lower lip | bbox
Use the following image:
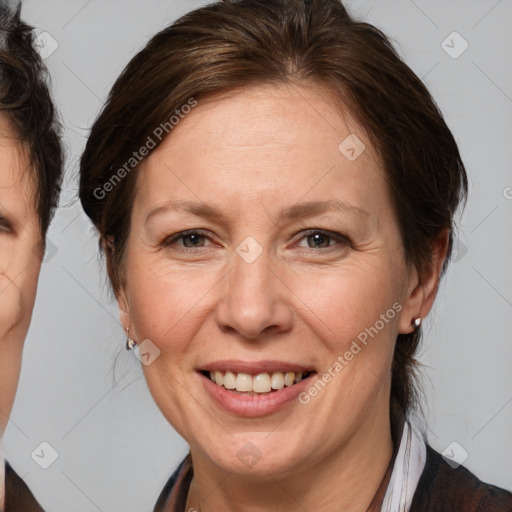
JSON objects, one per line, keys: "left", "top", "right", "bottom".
{"left": 199, "top": 372, "right": 315, "bottom": 417}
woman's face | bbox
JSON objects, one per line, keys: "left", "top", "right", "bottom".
{"left": 119, "top": 83, "right": 429, "bottom": 477}
{"left": 0, "top": 119, "right": 42, "bottom": 435}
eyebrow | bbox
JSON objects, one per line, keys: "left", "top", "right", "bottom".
{"left": 145, "top": 199, "right": 369, "bottom": 226}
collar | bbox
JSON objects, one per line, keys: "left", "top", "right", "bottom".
{"left": 378, "top": 401, "right": 427, "bottom": 512}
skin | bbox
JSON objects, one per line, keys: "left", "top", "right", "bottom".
{"left": 0, "top": 117, "right": 42, "bottom": 440}
{"left": 117, "top": 82, "right": 448, "bottom": 512}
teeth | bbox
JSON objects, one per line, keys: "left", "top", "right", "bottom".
{"left": 223, "top": 371, "right": 236, "bottom": 389}
{"left": 235, "top": 373, "right": 253, "bottom": 392}
{"left": 206, "top": 370, "right": 310, "bottom": 393}
{"left": 253, "top": 373, "right": 271, "bottom": 393}
{"left": 284, "top": 372, "right": 295, "bottom": 387}
{"left": 271, "top": 372, "right": 284, "bottom": 390}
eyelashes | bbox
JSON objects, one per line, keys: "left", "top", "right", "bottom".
{"left": 0, "top": 214, "right": 14, "bottom": 233}
{"left": 296, "top": 229, "right": 352, "bottom": 250}
{"left": 162, "top": 229, "right": 210, "bottom": 249}
{"left": 161, "top": 228, "right": 352, "bottom": 253}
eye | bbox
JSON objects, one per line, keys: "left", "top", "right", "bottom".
{"left": 161, "top": 229, "right": 213, "bottom": 250}
{"left": 0, "top": 214, "right": 13, "bottom": 233}
{"left": 295, "top": 229, "right": 351, "bottom": 250}
{"left": 160, "top": 228, "right": 352, "bottom": 253}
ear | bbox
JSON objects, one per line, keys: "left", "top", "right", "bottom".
{"left": 116, "top": 285, "right": 132, "bottom": 333}
{"left": 102, "top": 235, "right": 132, "bottom": 332}
{"left": 398, "top": 228, "right": 450, "bottom": 334}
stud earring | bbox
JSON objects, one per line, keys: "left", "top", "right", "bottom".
{"left": 126, "top": 326, "right": 137, "bottom": 350}
{"left": 412, "top": 317, "right": 422, "bottom": 330}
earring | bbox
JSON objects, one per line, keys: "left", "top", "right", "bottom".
{"left": 412, "top": 317, "right": 422, "bottom": 330}
{"left": 126, "top": 326, "right": 137, "bottom": 350}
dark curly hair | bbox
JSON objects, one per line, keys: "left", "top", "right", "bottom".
{"left": 79, "top": 0, "right": 468, "bottom": 413}
{"left": 0, "top": 1, "right": 63, "bottom": 238}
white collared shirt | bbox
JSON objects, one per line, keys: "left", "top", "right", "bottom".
{"left": 380, "top": 419, "right": 427, "bottom": 511}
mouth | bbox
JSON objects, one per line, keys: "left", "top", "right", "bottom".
{"left": 200, "top": 369, "right": 314, "bottom": 395}
{"left": 197, "top": 360, "right": 317, "bottom": 416}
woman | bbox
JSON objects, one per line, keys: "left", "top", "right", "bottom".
{"left": 0, "top": 2, "right": 62, "bottom": 511}
{"left": 79, "top": 0, "right": 512, "bottom": 510}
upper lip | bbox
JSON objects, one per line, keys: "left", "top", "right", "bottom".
{"left": 197, "top": 360, "right": 315, "bottom": 374}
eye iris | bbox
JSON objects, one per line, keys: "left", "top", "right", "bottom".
{"left": 183, "top": 233, "right": 204, "bottom": 247}
{"left": 308, "top": 232, "right": 329, "bottom": 248}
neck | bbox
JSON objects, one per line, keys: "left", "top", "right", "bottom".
{"left": 186, "top": 401, "right": 394, "bottom": 512}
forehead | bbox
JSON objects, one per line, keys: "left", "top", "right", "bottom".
{"left": 157, "top": 83, "right": 364, "bottom": 154}
{"left": 0, "top": 116, "right": 36, "bottom": 222}
{"left": 135, "top": 83, "right": 388, "bottom": 218}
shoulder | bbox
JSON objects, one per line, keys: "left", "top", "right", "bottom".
{"left": 411, "top": 445, "right": 512, "bottom": 512}
{"left": 4, "top": 461, "right": 45, "bottom": 512}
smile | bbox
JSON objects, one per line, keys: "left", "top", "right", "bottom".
{"left": 202, "top": 370, "right": 313, "bottom": 394}
{"left": 197, "top": 360, "right": 317, "bottom": 416}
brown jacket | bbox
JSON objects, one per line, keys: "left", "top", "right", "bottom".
{"left": 4, "top": 461, "right": 44, "bottom": 512}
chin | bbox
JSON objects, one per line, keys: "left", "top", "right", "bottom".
{"left": 197, "top": 432, "right": 311, "bottom": 478}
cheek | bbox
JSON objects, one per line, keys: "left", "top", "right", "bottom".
{"left": 0, "top": 249, "right": 40, "bottom": 338}
{"left": 126, "top": 257, "right": 220, "bottom": 354}
{"left": 290, "top": 259, "right": 403, "bottom": 365}
{"left": 0, "top": 273, "right": 24, "bottom": 338}
{"left": 125, "top": 261, "right": 219, "bottom": 434}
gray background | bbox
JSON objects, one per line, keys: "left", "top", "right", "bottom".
{"left": 3, "top": 1, "right": 512, "bottom": 511}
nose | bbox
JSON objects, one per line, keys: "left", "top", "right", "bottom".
{"left": 214, "top": 247, "right": 293, "bottom": 341}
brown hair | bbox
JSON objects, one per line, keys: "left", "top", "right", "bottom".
{"left": 79, "top": 0, "right": 468, "bottom": 412}
{"left": 0, "top": 2, "right": 63, "bottom": 237}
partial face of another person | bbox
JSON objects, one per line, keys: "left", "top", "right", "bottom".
{"left": 117, "top": 83, "right": 439, "bottom": 477}
{"left": 0, "top": 116, "right": 42, "bottom": 436}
